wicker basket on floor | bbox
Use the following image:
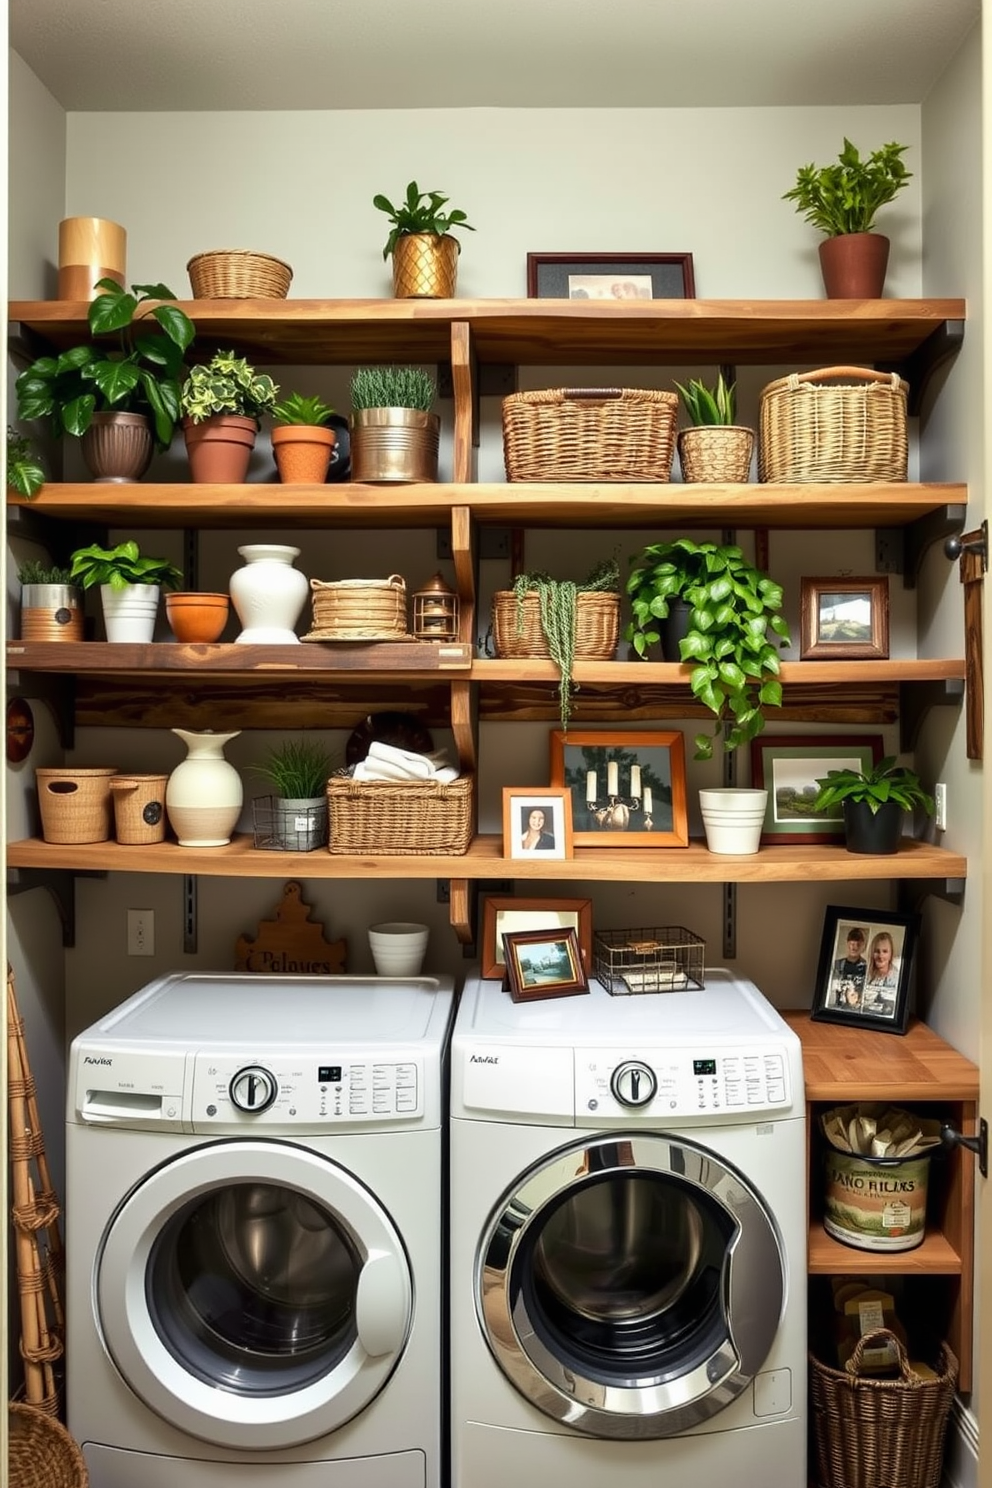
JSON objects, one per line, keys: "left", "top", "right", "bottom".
{"left": 809, "top": 1329, "right": 957, "bottom": 1488}
{"left": 326, "top": 773, "right": 473, "bottom": 855}
{"left": 9, "top": 1402, "right": 88, "bottom": 1488}
{"left": 186, "top": 250, "right": 293, "bottom": 299}
{"left": 502, "top": 387, "right": 678, "bottom": 481}
{"left": 758, "top": 365, "right": 908, "bottom": 483}
{"left": 491, "top": 591, "right": 620, "bottom": 660}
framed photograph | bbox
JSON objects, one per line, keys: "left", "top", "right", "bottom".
{"left": 480, "top": 895, "right": 593, "bottom": 980}
{"left": 501, "top": 926, "right": 589, "bottom": 1003}
{"left": 549, "top": 730, "right": 689, "bottom": 848}
{"left": 527, "top": 252, "right": 695, "bottom": 301}
{"left": 502, "top": 787, "right": 573, "bottom": 861}
{"left": 800, "top": 576, "right": 890, "bottom": 660}
{"left": 750, "top": 734, "right": 885, "bottom": 844}
{"left": 811, "top": 905, "right": 919, "bottom": 1034}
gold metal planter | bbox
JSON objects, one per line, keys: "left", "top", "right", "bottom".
{"left": 391, "top": 233, "right": 459, "bottom": 298}
{"left": 350, "top": 408, "right": 440, "bottom": 482}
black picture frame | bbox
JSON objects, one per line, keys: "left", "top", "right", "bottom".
{"left": 810, "top": 904, "right": 919, "bottom": 1035}
{"left": 526, "top": 252, "right": 695, "bottom": 300}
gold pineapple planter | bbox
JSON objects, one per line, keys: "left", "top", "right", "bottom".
{"left": 391, "top": 233, "right": 459, "bottom": 299}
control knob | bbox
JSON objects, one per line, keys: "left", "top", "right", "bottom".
{"left": 230, "top": 1064, "right": 278, "bottom": 1113}
{"left": 610, "top": 1059, "right": 657, "bottom": 1108}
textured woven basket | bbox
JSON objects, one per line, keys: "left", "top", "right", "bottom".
{"left": 186, "top": 250, "right": 293, "bottom": 299}
{"left": 492, "top": 591, "right": 620, "bottom": 659}
{"left": 759, "top": 366, "right": 908, "bottom": 483}
{"left": 326, "top": 773, "right": 473, "bottom": 855}
{"left": 809, "top": 1330, "right": 957, "bottom": 1488}
{"left": 35, "top": 767, "right": 117, "bottom": 844}
{"left": 502, "top": 387, "right": 678, "bottom": 481}
{"left": 8, "top": 1402, "right": 89, "bottom": 1488}
{"left": 302, "top": 576, "right": 409, "bottom": 641}
{"left": 677, "top": 425, "right": 755, "bottom": 483}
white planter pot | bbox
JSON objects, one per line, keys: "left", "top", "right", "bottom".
{"left": 100, "top": 583, "right": 161, "bottom": 643}
{"left": 230, "top": 543, "right": 308, "bottom": 644}
{"left": 699, "top": 788, "right": 768, "bottom": 856}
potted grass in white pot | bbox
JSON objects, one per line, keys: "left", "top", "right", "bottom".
{"left": 250, "top": 737, "right": 335, "bottom": 852}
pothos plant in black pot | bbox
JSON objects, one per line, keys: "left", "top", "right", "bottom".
{"left": 812, "top": 756, "right": 934, "bottom": 855}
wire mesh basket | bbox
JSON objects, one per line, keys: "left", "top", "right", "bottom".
{"left": 593, "top": 926, "right": 705, "bottom": 995}
{"left": 251, "top": 796, "right": 328, "bottom": 853}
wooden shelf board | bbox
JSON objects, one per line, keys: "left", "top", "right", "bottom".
{"left": 5, "top": 834, "right": 966, "bottom": 883}
{"left": 781, "top": 1011, "right": 979, "bottom": 1101}
{"left": 6, "top": 640, "right": 472, "bottom": 675}
{"left": 807, "top": 1225, "right": 962, "bottom": 1275}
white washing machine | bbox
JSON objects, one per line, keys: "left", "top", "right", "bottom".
{"left": 449, "top": 969, "right": 806, "bottom": 1488}
{"left": 66, "top": 972, "right": 455, "bottom": 1488}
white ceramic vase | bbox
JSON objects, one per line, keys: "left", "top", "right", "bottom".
{"left": 166, "top": 729, "right": 243, "bottom": 847}
{"left": 229, "top": 543, "right": 307, "bottom": 644}
{"left": 100, "top": 583, "right": 160, "bottom": 642}
{"left": 699, "top": 787, "right": 768, "bottom": 856}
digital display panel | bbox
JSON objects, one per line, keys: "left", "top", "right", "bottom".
{"left": 318, "top": 1066, "right": 343, "bottom": 1082}
{"left": 693, "top": 1058, "right": 717, "bottom": 1076}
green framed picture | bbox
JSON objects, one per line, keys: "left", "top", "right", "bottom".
{"left": 750, "top": 734, "right": 884, "bottom": 844}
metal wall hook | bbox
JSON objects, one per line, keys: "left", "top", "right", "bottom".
{"left": 940, "top": 1118, "right": 987, "bottom": 1177}
{"left": 944, "top": 519, "right": 988, "bottom": 569}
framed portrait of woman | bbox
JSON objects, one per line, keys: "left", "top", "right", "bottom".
{"left": 501, "top": 787, "right": 573, "bottom": 861}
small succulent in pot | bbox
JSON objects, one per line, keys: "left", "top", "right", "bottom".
{"left": 271, "top": 391, "right": 336, "bottom": 427}
{"left": 181, "top": 351, "right": 280, "bottom": 426}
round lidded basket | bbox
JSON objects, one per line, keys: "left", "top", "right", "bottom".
{"left": 35, "top": 767, "right": 118, "bottom": 844}
{"left": 186, "top": 250, "right": 293, "bottom": 299}
{"left": 110, "top": 773, "right": 169, "bottom": 845}
{"left": 9, "top": 1401, "right": 89, "bottom": 1488}
{"left": 491, "top": 591, "right": 620, "bottom": 660}
{"left": 303, "top": 575, "right": 410, "bottom": 641}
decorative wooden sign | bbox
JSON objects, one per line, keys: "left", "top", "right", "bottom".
{"left": 234, "top": 880, "right": 347, "bottom": 975}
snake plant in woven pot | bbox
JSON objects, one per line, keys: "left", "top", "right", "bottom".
{"left": 674, "top": 373, "right": 754, "bottom": 484}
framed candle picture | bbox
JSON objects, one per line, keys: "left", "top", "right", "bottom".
{"left": 549, "top": 730, "right": 689, "bottom": 848}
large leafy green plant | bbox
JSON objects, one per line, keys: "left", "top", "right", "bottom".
{"left": 15, "top": 280, "right": 195, "bottom": 450}
{"left": 812, "top": 756, "right": 934, "bottom": 817}
{"left": 625, "top": 537, "right": 790, "bottom": 760}
{"left": 373, "top": 181, "right": 475, "bottom": 259}
{"left": 181, "top": 351, "right": 279, "bottom": 425}
{"left": 69, "top": 540, "right": 182, "bottom": 592}
{"left": 783, "top": 138, "right": 912, "bottom": 237}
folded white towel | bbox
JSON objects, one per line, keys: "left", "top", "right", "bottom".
{"left": 367, "top": 740, "right": 433, "bottom": 778}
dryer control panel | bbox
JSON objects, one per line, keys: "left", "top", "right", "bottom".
{"left": 189, "top": 1053, "right": 423, "bottom": 1128}
{"left": 576, "top": 1044, "right": 792, "bottom": 1122}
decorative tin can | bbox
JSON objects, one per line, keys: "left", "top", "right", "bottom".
{"left": 823, "top": 1145, "right": 930, "bottom": 1252}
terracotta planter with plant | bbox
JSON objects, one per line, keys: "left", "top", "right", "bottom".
{"left": 674, "top": 372, "right": 754, "bottom": 483}
{"left": 181, "top": 350, "right": 279, "bottom": 483}
{"left": 373, "top": 180, "right": 475, "bottom": 298}
{"left": 350, "top": 366, "right": 440, "bottom": 482}
{"left": 782, "top": 137, "right": 912, "bottom": 299}
{"left": 812, "top": 756, "right": 934, "bottom": 855}
{"left": 271, "top": 392, "right": 337, "bottom": 484}
{"left": 69, "top": 540, "right": 182, "bottom": 643}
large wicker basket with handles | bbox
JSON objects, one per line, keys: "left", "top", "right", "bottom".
{"left": 8, "top": 1402, "right": 89, "bottom": 1488}
{"left": 758, "top": 366, "right": 909, "bottom": 483}
{"left": 502, "top": 387, "right": 678, "bottom": 481}
{"left": 491, "top": 590, "right": 620, "bottom": 660}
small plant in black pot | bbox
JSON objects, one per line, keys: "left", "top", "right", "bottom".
{"left": 812, "top": 756, "right": 934, "bottom": 855}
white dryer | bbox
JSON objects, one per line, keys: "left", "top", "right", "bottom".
{"left": 449, "top": 969, "right": 806, "bottom": 1488}
{"left": 66, "top": 972, "right": 454, "bottom": 1488}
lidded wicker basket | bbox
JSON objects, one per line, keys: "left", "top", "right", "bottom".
{"left": 758, "top": 366, "right": 908, "bottom": 483}
{"left": 186, "top": 250, "right": 293, "bottom": 299}
{"left": 302, "top": 576, "right": 409, "bottom": 641}
{"left": 9, "top": 1402, "right": 89, "bottom": 1488}
{"left": 326, "top": 773, "right": 473, "bottom": 855}
{"left": 35, "top": 767, "right": 118, "bottom": 844}
{"left": 502, "top": 387, "right": 678, "bottom": 481}
{"left": 491, "top": 591, "right": 620, "bottom": 660}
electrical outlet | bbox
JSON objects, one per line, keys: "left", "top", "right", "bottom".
{"left": 934, "top": 782, "right": 947, "bottom": 831}
{"left": 127, "top": 908, "right": 155, "bottom": 956}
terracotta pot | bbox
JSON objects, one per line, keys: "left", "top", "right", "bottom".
{"left": 165, "top": 591, "right": 230, "bottom": 643}
{"left": 391, "top": 233, "right": 459, "bottom": 298}
{"left": 272, "top": 424, "right": 337, "bottom": 484}
{"left": 81, "top": 411, "right": 154, "bottom": 482}
{"left": 818, "top": 233, "right": 890, "bottom": 299}
{"left": 183, "top": 414, "right": 257, "bottom": 483}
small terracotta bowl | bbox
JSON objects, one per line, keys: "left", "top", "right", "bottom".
{"left": 165, "top": 591, "right": 230, "bottom": 644}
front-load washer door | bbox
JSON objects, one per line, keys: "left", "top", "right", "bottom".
{"left": 479, "top": 1132, "right": 785, "bottom": 1440}
{"left": 96, "top": 1139, "right": 413, "bottom": 1450}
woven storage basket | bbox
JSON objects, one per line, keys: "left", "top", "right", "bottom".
{"left": 35, "top": 767, "right": 117, "bottom": 844}
{"left": 502, "top": 387, "right": 678, "bottom": 481}
{"left": 809, "top": 1329, "right": 957, "bottom": 1488}
{"left": 758, "top": 366, "right": 908, "bottom": 483}
{"left": 326, "top": 773, "right": 473, "bottom": 855}
{"left": 303, "top": 576, "right": 409, "bottom": 641}
{"left": 186, "top": 250, "right": 293, "bottom": 299}
{"left": 9, "top": 1402, "right": 89, "bottom": 1488}
{"left": 492, "top": 591, "right": 620, "bottom": 660}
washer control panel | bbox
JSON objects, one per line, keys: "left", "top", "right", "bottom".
{"left": 577, "top": 1044, "right": 792, "bottom": 1120}
{"left": 190, "top": 1053, "right": 422, "bottom": 1126}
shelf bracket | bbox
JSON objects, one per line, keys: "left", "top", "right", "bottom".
{"left": 941, "top": 1117, "right": 987, "bottom": 1179}
{"left": 877, "top": 318, "right": 965, "bottom": 415}
{"left": 899, "top": 503, "right": 968, "bottom": 589}
{"left": 897, "top": 876, "right": 966, "bottom": 913}
{"left": 183, "top": 874, "right": 198, "bottom": 954}
{"left": 898, "top": 677, "right": 964, "bottom": 751}
{"left": 6, "top": 867, "right": 105, "bottom": 947}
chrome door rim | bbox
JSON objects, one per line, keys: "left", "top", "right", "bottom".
{"left": 478, "top": 1132, "right": 784, "bottom": 1439}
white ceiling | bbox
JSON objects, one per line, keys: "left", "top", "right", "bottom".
{"left": 8, "top": 0, "right": 980, "bottom": 112}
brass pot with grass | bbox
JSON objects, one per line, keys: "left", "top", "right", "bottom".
{"left": 349, "top": 366, "right": 440, "bottom": 483}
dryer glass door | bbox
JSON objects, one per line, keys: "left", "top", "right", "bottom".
{"left": 96, "top": 1140, "right": 413, "bottom": 1450}
{"left": 479, "top": 1132, "right": 784, "bottom": 1439}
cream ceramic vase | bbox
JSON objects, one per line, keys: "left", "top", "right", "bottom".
{"left": 166, "top": 729, "right": 243, "bottom": 847}
{"left": 229, "top": 543, "right": 307, "bottom": 644}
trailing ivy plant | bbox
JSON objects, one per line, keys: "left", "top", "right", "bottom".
{"left": 782, "top": 138, "right": 912, "bottom": 237}
{"left": 812, "top": 757, "right": 934, "bottom": 818}
{"left": 373, "top": 181, "right": 475, "bottom": 260}
{"left": 350, "top": 366, "right": 437, "bottom": 412}
{"left": 625, "top": 537, "right": 790, "bottom": 760}
{"left": 511, "top": 556, "right": 620, "bottom": 730}
{"left": 673, "top": 372, "right": 738, "bottom": 426}
{"left": 6, "top": 426, "right": 45, "bottom": 498}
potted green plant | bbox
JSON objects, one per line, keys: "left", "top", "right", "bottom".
{"left": 249, "top": 737, "right": 335, "bottom": 852}
{"left": 782, "top": 138, "right": 912, "bottom": 298}
{"left": 492, "top": 557, "right": 621, "bottom": 729}
{"left": 7, "top": 427, "right": 46, "bottom": 499}
{"left": 69, "top": 539, "right": 182, "bottom": 643}
{"left": 17, "top": 558, "right": 84, "bottom": 642}
{"left": 812, "top": 755, "right": 934, "bottom": 855}
{"left": 181, "top": 350, "right": 280, "bottom": 483}
{"left": 350, "top": 366, "right": 440, "bottom": 483}
{"left": 625, "top": 537, "right": 790, "bottom": 761}
{"left": 270, "top": 391, "right": 337, "bottom": 485}
{"left": 14, "top": 279, "right": 195, "bottom": 480}
{"left": 373, "top": 180, "right": 475, "bottom": 298}
{"left": 673, "top": 372, "right": 754, "bottom": 483}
